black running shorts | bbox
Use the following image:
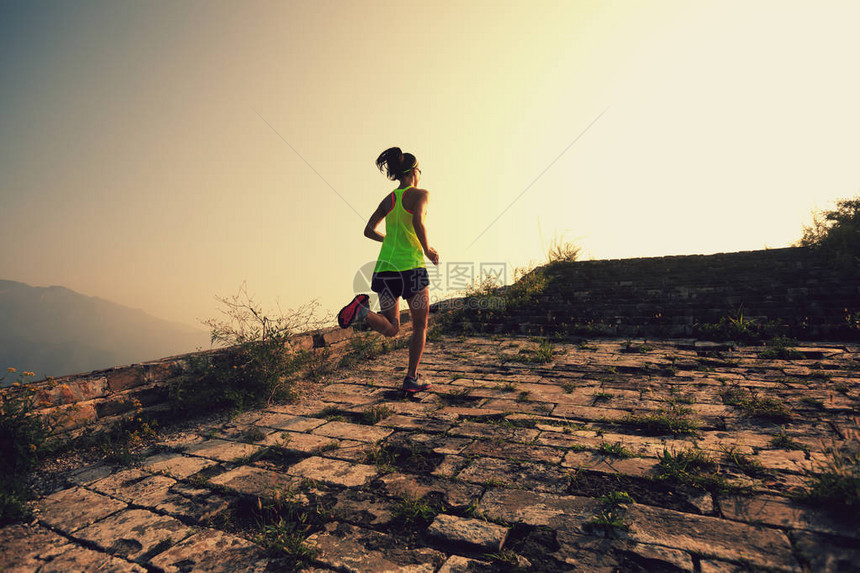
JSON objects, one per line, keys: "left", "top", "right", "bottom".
{"left": 371, "top": 268, "right": 429, "bottom": 300}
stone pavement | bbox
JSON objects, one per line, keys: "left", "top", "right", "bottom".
{"left": 2, "top": 335, "right": 859, "bottom": 572}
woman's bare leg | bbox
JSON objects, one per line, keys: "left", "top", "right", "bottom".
{"left": 405, "top": 288, "right": 429, "bottom": 378}
{"left": 364, "top": 293, "right": 400, "bottom": 337}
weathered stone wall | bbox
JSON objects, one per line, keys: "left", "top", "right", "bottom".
{"left": 20, "top": 324, "right": 411, "bottom": 438}
{"left": 447, "top": 247, "right": 860, "bottom": 339}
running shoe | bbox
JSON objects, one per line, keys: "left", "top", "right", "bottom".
{"left": 337, "top": 294, "right": 369, "bottom": 328}
{"left": 402, "top": 374, "right": 432, "bottom": 393}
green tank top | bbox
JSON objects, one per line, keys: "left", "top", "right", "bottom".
{"left": 374, "top": 187, "right": 426, "bottom": 273}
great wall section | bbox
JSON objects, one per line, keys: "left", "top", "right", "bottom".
{"left": 2, "top": 246, "right": 858, "bottom": 572}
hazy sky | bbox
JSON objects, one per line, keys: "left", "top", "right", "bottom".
{"left": 2, "top": 0, "right": 858, "bottom": 330}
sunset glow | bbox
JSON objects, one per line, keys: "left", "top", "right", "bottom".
{"left": 2, "top": 1, "right": 858, "bottom": 328}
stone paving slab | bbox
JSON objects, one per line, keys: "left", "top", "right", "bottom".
{"left": 37, "top": 486, "right": 127, "bottom": 533}
{"left": 626, "top": 503, "right": 801, "bottom": 571}
{"left": 208, "top": 464, "right": 301, "bottom": 498}
{"left": 32, "top": 543, "right": 148, "bottom": 572}
{"left": 89, "top": 467, "right": 178, "bottom": 506}
{"left": 253, "top": 412, "right": 328, "bottom": 432}
{"left": 153, "top": 483, "right": 233, "bottom": 525}
{"left": 75, "top": 508, "right": 195, "bottom": 562}
{"left": 182, "top": 438, "right": 265, "bottom": 462}
{"left": 287, "top": 456, "right": 378, "bottom": 487}
{"left": 426, "top": 514, "right": 508, "bottom": 552}
{"left": 307, "top": 522, "right": 446, "bottom": 572}
{"left": 311, "top": 420, "right": 393, "bottom": 442}
{"left": 141, "top": 452, "right": 219, "bottom": 479}
{"left": 0, "top": 523, "right": 78, "bottom": 571}
{"left": 148, "top": 528, "right": 270, "bottom": 572}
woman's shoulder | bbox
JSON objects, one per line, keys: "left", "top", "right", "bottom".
{"left": 405, "top": 186, "right": 429, "bottom": 197}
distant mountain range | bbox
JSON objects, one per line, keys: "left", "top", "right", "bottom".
{"left": 0, "top": 280, "right": 210, "bottom": 382}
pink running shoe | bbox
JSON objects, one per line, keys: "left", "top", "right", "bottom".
{"left": 337, "top": 294, "right": 369, "bottom": 328}
{"left": 402, "top": 374, "right": 431, "bottom": 393}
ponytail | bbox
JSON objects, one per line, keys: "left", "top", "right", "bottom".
{"left": 376, "top": 147, "right": 417, "bottom": 181}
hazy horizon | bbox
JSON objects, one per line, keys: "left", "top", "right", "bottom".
{"left": 2, "top": 1, "right": 858, "bottom": 330}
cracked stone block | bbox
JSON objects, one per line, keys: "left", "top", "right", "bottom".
{"left": 90, "top": 468, "right": 177, "bottom": 506}
{"left": 477, "top": 488, "right": 600, "bottom": 529}
{"left": 149, "top": 529, "right": 270, "bottom": 572}
{"left": 791, "top": 530, "right": 860, "bottom": 573}
{"left": 457, "top": 457, "right": 572, "bottom": 494}
{"left": 36, "top": 543, "right": 148, "bottom": 572}
{"left": 307, "top": 522, "right": 445, "bottom": 572}
{"left": 461, "top": 440, "right": 564, "bottom": 464}
{"left": 626, "top": 504, "right": 800, "bottom": 572}
{"left": 561, "top": 451, "right": 659, "bottom": 478}
{"left": 699, "top": 560, "right": 752, "bottom": 573}
{"left": 208, "top": 465, "right": 301, "bottom": 498}
{"left": 551, "top": 403, "right": 634, "bottom": 422}
{"left": 287, "top": 456, "right": 378, "bottom": 487}
{"left": 435, "top": 406, "right": 505, "bottom": 420}
{"left": 38, "top": 486, "right": 127, "bottom": 533}
{"left": 67, "top": 463, "right": 114, "bottom": 486}
{"left": 0, "top": 524, "right": 71, "bottom": 571}
{"left": 721, "top": 494, "right": 855, "bottom": 538}
{"left": 426, "top": 514, "right": 508, "bottom": 552}
{"left": 378, "top": 414, "right": 453, "bottom": 433}
{"left": 75, "top": 508, "right": 195, "bottom": 562}
{"left": 254, "top": 412, "right": 327, "bottom": 432}
{"left": 448, "top": 421, "right": 539, "bottom": 442}
{"left": 618, "top": 541, "right": 694, "bottom": 572}
{"left": 329, "top": 490, "right": 397, "bottom": 527}
{"left": 432, "top": 454, "right": 468, "bottom": 478}
{"left": 183, "top": 438, "right": 264, "bottom": 462}
{"left": 142, "top": 452, "right": 218, "bottom": 479}
{"left": 378, "top": 473, "right": 482, "bottom": 509}
{"left": 315, "top": 439, "right": 370, "bottom": 462}
{"left": 154, "top": 486, "right": 232, "bottom": 525}
{"left": 263, "top": 431, "right": 338, "bottom": 453}
{"left": 437, "top": 555, "right": 495, "bottom": 573}
{"left": 312, "top": 420, "right": 393, "bottom": 442}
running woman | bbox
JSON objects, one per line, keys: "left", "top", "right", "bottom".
{"left": 337, "top": 147, "right": 440, "bottom": 393}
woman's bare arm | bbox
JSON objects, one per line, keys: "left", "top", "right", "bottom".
{"left": 411, "top": 190, "right": 439, "bottom": 265}
{"left": 364, "top": 196, "right": 391, "bottom": 242}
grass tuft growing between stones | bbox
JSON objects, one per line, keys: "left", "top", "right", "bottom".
{"left": 597, "top": 441, "right": 634, "bottom": 458}
{"left": 392, "top": 494, "right": 439, "bottom": 527}
{"left": 656, "top": 448, "right": 727, "bottom": 491}
{"left": 794, "top": 435, "right": 860, "bottom": 517}
{"left": 621, "top": 405, "right": 700, "bottom": 436}
{"left": 509, "top": 339, "right": 555, "bottom": 364}
{"left": 758, "top": 336, "right": 804, "bottom": 360}
{"left": 249, "top": 487, "right": 320, "bottom": 569}
{"left": 585, "top": 490, "right": 635, "bottom": 536}
{"left": 719, "top": 386, "right": 792, "bottom": 422}
{"left": 770, "top": 431, "right": 810, "bottom": 454}
{"left": 362, "top": 405, "right": 394, "bottom": 425}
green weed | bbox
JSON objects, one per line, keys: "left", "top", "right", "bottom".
{"left": 597, "top": 442, "right": 634, "bottom": 458}
{"left": 393, "top": 494, "right": 438, "bottom": 526}
{"left": 720, "top": 386, "right": 792, "bottom": 422}
{"left": 794, "top": 435, "right": 860, "bottom": 517}
{"left": 656, "top": 448, "right": 725, "bottom": 490}
{"left": 770, "top": 431, "right": 810, "bottom": 454}
{"left": 758, "top": 336, "right": 804, "bottom": 360}
{"left": 362, "top": 405, "right": 394, "bottom": 425}
{"left": 0, "top": 371, "right": 54, "bottom": 523}
{"left": 586, "top": 491, "right": 634, "bottom": 535}
{"left": 621, "top": 405, "right": 699, "bottom": 436}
